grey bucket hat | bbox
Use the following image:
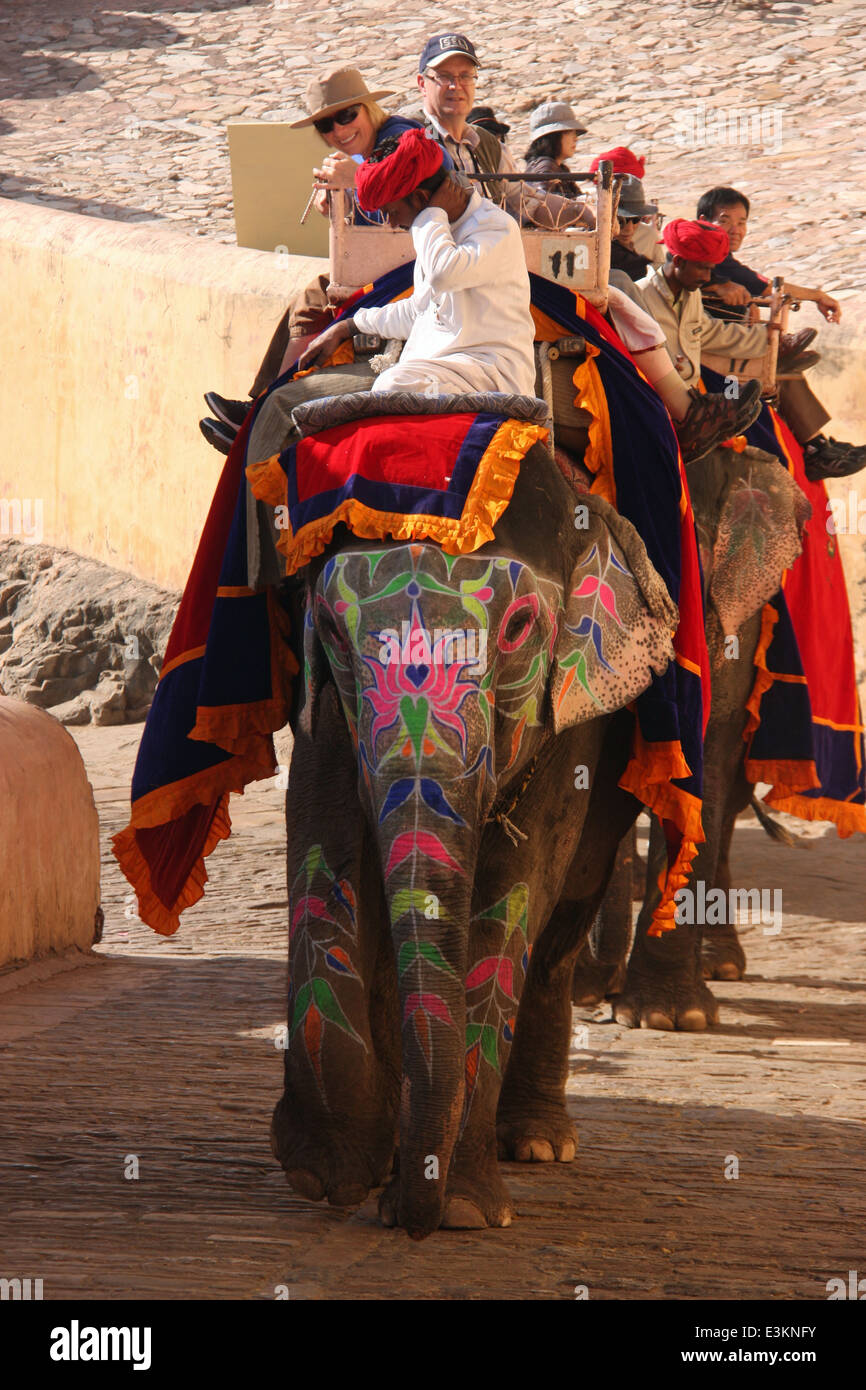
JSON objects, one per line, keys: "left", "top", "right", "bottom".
{"left": 616, "top": 174, "right": 658, "bottom": 218}
{"left": 529, "top": 101, "right": 587, "bottom": 139}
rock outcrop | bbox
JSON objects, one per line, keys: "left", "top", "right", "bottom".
{"left": 0, "top": 539, "right": 178, "bottom": 724}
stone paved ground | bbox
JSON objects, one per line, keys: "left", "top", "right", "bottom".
{"left": 2, "top": 0, "right": 865, "bottom": 1303}
{"left": 0, "top": 724, "right": 863, "bottom": 1300}
{"left": 1, "top": 0, "right": 865, "bottom": 339}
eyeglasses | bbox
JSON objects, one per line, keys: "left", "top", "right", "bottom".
{"left": 314, "top": 105, "right": 361, "bottom": 135}
{"left": 423, "top": 69, "right": 476, "bottom": 89}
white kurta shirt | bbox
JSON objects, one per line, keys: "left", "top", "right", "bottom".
{"left": 352, "top": 189, "right": 537, "bottom": 398}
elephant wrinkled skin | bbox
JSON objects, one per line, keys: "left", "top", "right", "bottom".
{"left": 572, "top": 443, "right": 811, "bottom": 1030}
{"left": 272, "top": 438, "right": 678, "bottom": 1236}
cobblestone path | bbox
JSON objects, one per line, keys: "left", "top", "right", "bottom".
{"left": 1, "top": 725, "right": 863, "bottom": 1299}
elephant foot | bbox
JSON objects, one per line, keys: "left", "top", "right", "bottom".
{"left": 377, "top": 1150, "right": 514, "bottom": 1235}
{"left": 701, "top": 925, "right": 747, "bottom": 981}
{"left": 271, "top": 1095, "right": 393, "bottom": 1208}
{"left": 613, "top": 968, "right": 719, "bottom": 1031}
{"left": 571, "top": 955, "right": 627, "bottom": 1005}
{"left": 497, "top": 1099, "right": 577, "bottom": 1163}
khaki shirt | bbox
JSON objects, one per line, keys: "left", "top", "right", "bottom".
{"left": 423, "top": 110, "right": 514, "bottom": 176}
{"left": 616, "top": 265, "right": 769, "bottom": 384}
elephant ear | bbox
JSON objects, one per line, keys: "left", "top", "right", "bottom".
{"left": 551, "top": 494, "right": 678, "bottom": 732}
{"left": 709, "top": 446, "right": 810, "bottom": 636}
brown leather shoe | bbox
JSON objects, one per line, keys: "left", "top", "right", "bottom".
{"left": 776, "top": 349, "right": 821, "bottom": 375}
{"left": 778, "top": 327, "right": 818, "bottom": 372}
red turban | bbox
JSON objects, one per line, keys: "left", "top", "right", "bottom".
{"left": 590, "top": 146, "right": 645, "bottom": 178}
{"left": 662, "top": 218, "right": 730, "bottom": 265}
{"left": 356, "top": 128, "right": 446, "bottom": 213}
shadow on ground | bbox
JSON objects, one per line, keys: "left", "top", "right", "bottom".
{"left": 0, "top": 949, "right": 863, "bottom": 1299}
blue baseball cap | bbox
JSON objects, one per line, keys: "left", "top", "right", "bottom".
{"left": 418, "top": 34, "right": 480, "bottom": 74}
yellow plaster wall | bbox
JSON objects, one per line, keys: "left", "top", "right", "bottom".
{"left": 0, "top": 198, "right": 327, "bottom": 592}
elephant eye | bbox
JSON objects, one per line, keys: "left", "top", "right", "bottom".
{"left": 504, "top": 612, "right": 530, "bottom": 645}
{"left": 498, "top": 595, "right": 541, "bottom": 654}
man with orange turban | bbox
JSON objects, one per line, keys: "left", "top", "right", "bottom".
{"left": 298, "top": 128, "right": 536, "bottom": 397}
{"left": 613, "top": 217, "right": 811, "bottom": 389}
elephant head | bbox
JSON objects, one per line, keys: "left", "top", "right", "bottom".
{"left": 294, "top": 446, "right": 676, "bottom": 1233}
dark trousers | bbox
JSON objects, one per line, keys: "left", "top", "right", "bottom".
{"left": 249, "top": 273, "right": 333, "bottom": 397}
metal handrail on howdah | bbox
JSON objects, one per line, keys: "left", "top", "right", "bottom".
{"left": 466, "top": 171, "right": 624, "bottom": 182}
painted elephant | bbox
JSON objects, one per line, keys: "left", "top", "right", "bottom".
{"left": 270, "top": 428, "right": 679, "bottom": 1236}
{"left": 572, "top": 441, "right": 811, "bottom": 1029}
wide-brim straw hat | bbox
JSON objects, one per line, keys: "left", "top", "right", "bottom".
{"left": 290, "top": 66, "right": 394, "bottom": 128}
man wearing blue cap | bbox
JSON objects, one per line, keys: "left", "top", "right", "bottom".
{"left": 417, "top": 33, "right": 579, "bottom": 232}
{"left": 417, "top": 34, "right": 512, "bottom": 179}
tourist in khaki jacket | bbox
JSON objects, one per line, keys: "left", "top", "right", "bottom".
{"left": 613, "top": 218, "right": 772, "bottom": 387}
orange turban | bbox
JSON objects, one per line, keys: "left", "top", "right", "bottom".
{"left": 662, "top": 218, "right": 730, "bottom": 264}
{"left": 356, "top": 128, "right": 446, "bottom": 213}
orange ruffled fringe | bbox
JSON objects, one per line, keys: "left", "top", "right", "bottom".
{"left": 558, "top": 329, "right": 703, "bottom": 936}
{"left": 619, "top": 728, "right": 705, "bottom": 938}
{"left": 246, "top": 416, "right": 548, "bottom": 574}
{"left": 111, "top": 588, "right": 298, "bottom": 936}
{"left": 743, "top": 600, "right": 866, "bottom": 838}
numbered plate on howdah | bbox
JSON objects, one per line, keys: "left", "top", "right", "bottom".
{"left": 538, "top": 236, "right": 594, "bottom": 288}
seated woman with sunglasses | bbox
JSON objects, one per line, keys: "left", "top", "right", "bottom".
{"left": 200, "top": 67, "right": 421, "bottom": 453}
{"left": 296, "top": 67, "right": 422, "bottom": 227}
{"left": 609, "top": 175, "right": 659, "bottom": 282}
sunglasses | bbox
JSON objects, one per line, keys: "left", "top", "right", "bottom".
{"left": 314, "top": 105, "right": 362, "bottom": 135}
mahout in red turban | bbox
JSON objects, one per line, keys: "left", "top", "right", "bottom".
{"left": 662, "top": 218, "right": 730, "bottom": 265}
{"left": 356, "top": 128, "right": 446, "bottom": 213}
{"left": 590, "top": 146, "right": 645, "bottom": 178}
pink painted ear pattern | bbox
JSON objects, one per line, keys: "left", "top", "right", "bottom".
{"left": 551, "top": 532, "right": 675, "bottom": 733}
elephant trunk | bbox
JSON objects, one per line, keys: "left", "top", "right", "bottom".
{"left": 369, "top": 779, "right": 481, "bottom": 1238}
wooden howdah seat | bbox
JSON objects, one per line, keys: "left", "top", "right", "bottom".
{"left": 328, "top": 161, "right": 617, "bottom": 311}
{"left": 328, "top": 162, "right": 618, "bottom": 452}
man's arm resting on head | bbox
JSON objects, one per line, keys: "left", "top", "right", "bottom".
{"left": 412, "top": 206, "right": 515, "bottom": 293}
